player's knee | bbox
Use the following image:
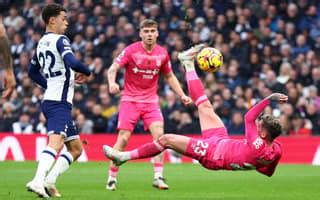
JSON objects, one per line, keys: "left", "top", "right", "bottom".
{"left": 199, "top": 101, "right": 212, "bottom": 109}
{"left": 152, "top": 131, "right": 164, "bottom": 140}
{"left": 158, "top": 134, "right": 175, "bottom": 147}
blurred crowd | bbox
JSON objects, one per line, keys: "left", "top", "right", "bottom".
{"left": 0, "top": 0, "right": 319, "bottom": 136}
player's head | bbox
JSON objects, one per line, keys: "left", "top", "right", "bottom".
{"left": 42, "top": 4, "right": 68, "bottom": 34}
{"left": 139, "top": 19, "right": 158, "bottom": 46}
{"left": 258, "top": 115, "right": 282, "bottom": 141}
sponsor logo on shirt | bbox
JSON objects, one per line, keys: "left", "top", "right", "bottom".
{"left": 40, "top": 41, "right": 50, "bottom": 47}
{"left": 132, "top": 67, "right": 159, "bottom": 79}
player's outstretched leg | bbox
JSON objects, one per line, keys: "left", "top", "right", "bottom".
{"left": 103, "top": 145, "right": 128, "bottom": 166}
{"left": 103, "top": 134, "right": 192, "bottom": 187}
{"left": 103, "top": 138, "right": 166, "bottom": 163}
{"left": 178, "top": 44, "right": 205, "bottom": 63}
{"left": 26, "top": 146, "right": 57, "bottom": 198}
{"left": 178, "top": 44, "right": 224, "bottom": 133}
{"left": 104, "top": 139, "right": 169, "bottom": 190}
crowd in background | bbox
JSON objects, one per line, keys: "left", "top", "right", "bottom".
{"left": 0, "top": 0, "right": 319, "bottom": 136}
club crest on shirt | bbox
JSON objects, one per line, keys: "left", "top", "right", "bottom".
{"left": 63, "top": 39, "right": 70, "bottom": 46}
{"left": 156, "top": 59, "right": 161, "bottom": 67}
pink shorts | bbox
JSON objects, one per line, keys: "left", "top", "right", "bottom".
{"left": 117, "top": 101, "right": 163, "bottom": 132}
{"left": 184, "top": 127, "right": 229, "bottom": 170}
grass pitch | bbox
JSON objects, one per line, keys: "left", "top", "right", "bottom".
{"left": 0, "top": 161, "right": 319, "bottom": 200}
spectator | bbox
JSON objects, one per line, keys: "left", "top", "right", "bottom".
{"left": 76, "top": 113, "right": 93, "bottom": 134}
{"left": 0, "top": 102, "right": 17, "bottom": 132}
{"left": 90, "top": 104, "right": 108, "bottom": 133}
{"left": 12, "top": 113, "right": 33, "bottom": 134}
{"left": 292, "top": 34, "right": 311, "bottom": 58}
{"left": 277, "top": 62, "right": 292, "bottom": 84}
{"left": 194, "top": 17, "right": 210, "bottom": 42}
{"left": 264, "top": 70, "right": 286, "bottom": 93}
{"left": 178, "top": 111, "right": 200, "bottom": 134}
{"left": 99, "top": 93, "right": 118, "bottom": 120}
{"left": 35, "top": 113, "right": 47, "bottom": 134}
{"left": 289, "top": 113, "right": 312, "bottom": 137}
{"left": 279, "top": 114, "right": 291, "bottom": 135}
{"left": 228, "top": 111, "right": 245, "bottom": 135}
{"left": 4, "top": 7, "right": 25, "bottom": 31}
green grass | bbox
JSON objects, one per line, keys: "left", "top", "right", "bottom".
{"left": 0, "top": 161, "right": 319, "bottom": 200}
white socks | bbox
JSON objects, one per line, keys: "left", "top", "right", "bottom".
{"left": 33, "top": 146, "right": 57, "bottom": 184}
{"left": 154, "top": 172, "right": 164, "bottom": 179}
{"left": 182, "top": 60, "right": 196, "bottom": 72}
{"left": 46, "top": 151, "right": 74, "bottom": 184}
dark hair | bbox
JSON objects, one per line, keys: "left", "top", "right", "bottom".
{"left": 42, "top": 4, "right": 67, "bottom": 24}
{"left": 139, "top": 19, "right": 158, "bottom": 29}
{"left": 261, "top": 115, "right": 282, "bottom": 140}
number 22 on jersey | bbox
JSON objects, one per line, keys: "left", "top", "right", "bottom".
{"left": 39, "top": 50, "right": 62, "bottom": 78}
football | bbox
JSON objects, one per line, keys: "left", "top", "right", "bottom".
{"left": 196, "top": 47, "right": 223, "bottom": 72}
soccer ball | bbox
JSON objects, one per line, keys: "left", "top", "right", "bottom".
{"left": 196, "top": 47, "right": 223, "bottom": 72}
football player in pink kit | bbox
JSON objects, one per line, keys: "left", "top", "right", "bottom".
{"left": 105, "top": 19, "right": 192, "bottom": 190}
{"left": 103, "top": 44, "right": 288, "bottom": 181}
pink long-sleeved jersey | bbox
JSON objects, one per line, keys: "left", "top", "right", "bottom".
{"left": 202, "top": 99, "right": 282, "bottom": 177}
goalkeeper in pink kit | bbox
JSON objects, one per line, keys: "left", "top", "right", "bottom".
{"left": 103, "top": 44, "right": 288, "bottom": 178}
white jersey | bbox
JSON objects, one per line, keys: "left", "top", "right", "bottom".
{"left": 36, "top": 33, "right": 75, "bottom": 104}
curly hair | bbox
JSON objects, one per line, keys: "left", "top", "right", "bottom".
{"left": 260, "top": 115, "right": 282, "bottom": 140}
{"left": 42, "top": 3, "right": 67, "bottom": 25}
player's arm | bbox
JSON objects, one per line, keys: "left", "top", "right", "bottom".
{"left": 107, "top": 47, "right": 129, "bottom": 94}
{"left": 163, "top": 72, "right": 185, "bottom": 97}
{"left": 245, "top": 93, "right": 288, "bottom": 122}
{"left": 0, "top": 16, "right": 16, "bottom": 98}
{"left": 244, "top": 98, "right": 270, "bottom": 123}
{"left": 28, "top": 54, "right": 47, "bottom": 89}
{"left": 162, "top": 51, "right": 192, "bottom": 105}
{"left": 256, "top": 154, "right": 281, "bottom": 177}
{"left": 245, "top": 93, "right": 288, "bottom": 140}
{"left": 56, "top": 36, "right": 91, "bottom": 76}
{"left": 107, "top": 62, "right": 120, "bottom": 94}
{"left": 164, "top": 72, "right": 192, "bottom": 105}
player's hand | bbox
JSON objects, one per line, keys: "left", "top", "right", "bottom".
{"left": 109, "top": 82, "right": 120, "bottom": 94}
{"left": 180, "top": 94, "right": 192, "bottom": 105}
{"left": 268, "top": 93, "right": 288, "bottom": 104}
{"left": 75, "top": 73, "right": 91, "bottom": 84}
{"left": 2, "top": 70, "right": 16, "bottom": 99}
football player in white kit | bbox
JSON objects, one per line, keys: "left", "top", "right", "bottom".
{"left": 26, "top": 4, "right": 91, "bottom": 198}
